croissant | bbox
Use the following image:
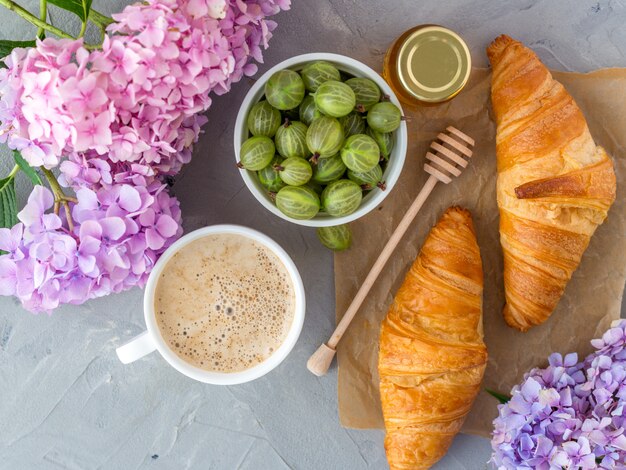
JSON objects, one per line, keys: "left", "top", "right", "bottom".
{"left": 487, "top": 35, "right": 616, "bottom": 332}
{"left": 378, "top": 207, "right": 487, "bottom": 470}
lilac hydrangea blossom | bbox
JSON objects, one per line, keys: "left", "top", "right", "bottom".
{"left": 0, "top": 0, "right": 290, "bottom": 312}
{"left": 0, "top": 183, "right": 181, "bottom": 311}
{"left": 491, "top": 320, "right": 626, "bottom": 469}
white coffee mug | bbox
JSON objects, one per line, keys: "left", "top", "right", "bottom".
{"left": 116, "top": 225, "right": 306, "bottom": 385}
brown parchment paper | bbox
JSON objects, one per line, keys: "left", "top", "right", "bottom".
{"left": 335, "top": 67, "right": 626, "bottom": 437}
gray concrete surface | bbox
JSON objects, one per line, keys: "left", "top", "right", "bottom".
{"left": 1, "top": 1, "right": 626, "bottom": 469}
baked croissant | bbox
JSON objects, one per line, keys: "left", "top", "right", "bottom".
{"left": 488, "top": 35, "right": 616, "bottom": 332}
{"left": 378, "top": 207, "right": 487, "bottom": 470}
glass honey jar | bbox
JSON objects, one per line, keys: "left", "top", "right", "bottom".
{"left": 383, "top": 25, "right": 472, "bottom": 107}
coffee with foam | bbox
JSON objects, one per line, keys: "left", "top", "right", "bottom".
{"left": 154, "top": 233, "right": 295, "bottom": 373}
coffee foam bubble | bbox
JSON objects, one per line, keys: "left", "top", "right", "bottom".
{"left": 154, "top": 233, "right": 295, "bottom": 373}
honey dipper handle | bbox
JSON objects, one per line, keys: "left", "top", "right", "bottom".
{"left": 307, "top": 175, "right": 439, "bottom": 376}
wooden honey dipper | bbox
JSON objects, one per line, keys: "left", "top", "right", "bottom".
{"left": 307, "top": 126, "right": 475, "bottom": 376}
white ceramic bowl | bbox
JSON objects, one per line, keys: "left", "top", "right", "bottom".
{"left": 234, "top": 53, "right": 408, "bottom": 227}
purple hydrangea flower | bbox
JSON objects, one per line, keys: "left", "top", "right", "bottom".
{"left": 492, "top": 320, "right": 626, "bottom": 469}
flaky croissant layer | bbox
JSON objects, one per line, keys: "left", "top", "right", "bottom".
{"left": 378, "top": 207, "right": 487, "bottom": 470}
{"left": 488, "top": 35, "right": 616, "bottom": 332}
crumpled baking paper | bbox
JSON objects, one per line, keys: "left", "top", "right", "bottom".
{"left": 335, "top": 67, "right": 626, "bottom": 437}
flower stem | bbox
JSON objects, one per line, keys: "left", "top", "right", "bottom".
{"left": 36, "top": 0, "right": 47, "bottom": 38}
{"left": 78, "top": 18, "right": 87, "bottom": 38}
{"left": 88, "top": 8, "right": 113, "bottom": 28}
{"left": 42, "top": 168, "right": 77, "bottom": 232}
{"left": 88, "top": 8, "right": 113, "bottom": 43}
{"left": 8, "top": 164, "right": 20, "bottom": 179}
{"left": 0, "top": 0, "right": 73, "bottom": 39}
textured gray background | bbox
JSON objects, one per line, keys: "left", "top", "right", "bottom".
{"left": 1, "top": 1, "right": 626, "bottom": 469}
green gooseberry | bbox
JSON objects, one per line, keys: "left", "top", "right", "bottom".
{"left": 247, "top": 101, "right": 281, "bottom": 137}
{"left": 339, "top": 111, "right": 366, "bottom": 137}
{"left": 274, "top": 157, "right": 312, "bottom": 186}
{"left": 238, "top": 136, "right": 275, "bottom": 171}
{"left": 275, "top": 185, "right": 320, "bottom": 220}
{"left": 317, "top": 224, "right": 352, "bottom": 251}
{"left": 313, "top": 80, "right": 356, "bottom": 118}
{"left": 275, "top": 120, "right": 308, "bottom": 159}
{"left": 348, "top": 164, "right": 385, "bottom": 190}
{"left": 321, "top": 179, "right": 363, "bottom": 217}
{"left": 306, "top": 116, "right": 344, "bottom": 162}
{"left": 265, "top": 70, "right": 305, "bottom": 110}
{"left": 306, "top": 180, "right": 324, "bottom": 196}
{"left": 301, "top": 61, "right": 341, "bottom": 92}
{"left": 366, "top": 101, "right": 402, "bottom": 133}
{"left": 258, "top": 156, "right": 285, "bottom": 193}
{"left": 340, "top": 134, "right": 380, "bottom": 172}
{"left": 366, "top": 127, "right": 394, "bottom": 160}
{"left": 312, "top": 154, "right": 346, "bottom": 184}
{"left": 299, "top": 95, "right": 323, "bottom": 126}
{"left": 345, "top": 77, "right": 381, "bottom": 112}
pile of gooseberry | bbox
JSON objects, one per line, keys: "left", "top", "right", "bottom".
{"left": 237, "top": 61, "right": 403, "bottom": 250}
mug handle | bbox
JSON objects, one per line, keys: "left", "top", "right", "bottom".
{"left": 116, "top": 331, "right": 157, "bottom": 364}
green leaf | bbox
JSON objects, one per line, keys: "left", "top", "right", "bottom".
{"left": 48, "top": 0, "right": 92, "bottom": 22}
{"left": 0, "top": 175, "right": 18, "bottom": 230}
{"left": 13, "top": 151, "right": 43, "bottom": 186}
{"left": 0, "top": 40, "right": 36, "bottom": 68}
{"left": 486, "top": 389, "right": 511, "bottom": 404}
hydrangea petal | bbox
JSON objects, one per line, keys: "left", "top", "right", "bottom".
{"left": 100, "top": 217, "right": 126, "bottom": 240}
{"left": 145, "top": 227, "right": 165, "bottom": 250}
{"left": 155, "top": 214, "right": 177, "bottom": 238}
{"left": 0, "top": 258, "right": 17, "bottom": 296}
{"left": 118, "top": 185, "right": 142, "bottom": 212}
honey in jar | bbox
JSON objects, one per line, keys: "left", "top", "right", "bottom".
{"left": 383, "top": 25, "right": 471, "bottom": 107}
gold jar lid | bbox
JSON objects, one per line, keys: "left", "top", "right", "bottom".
{"left": 394, "top": 25, "right": 471, "bottom": 103}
